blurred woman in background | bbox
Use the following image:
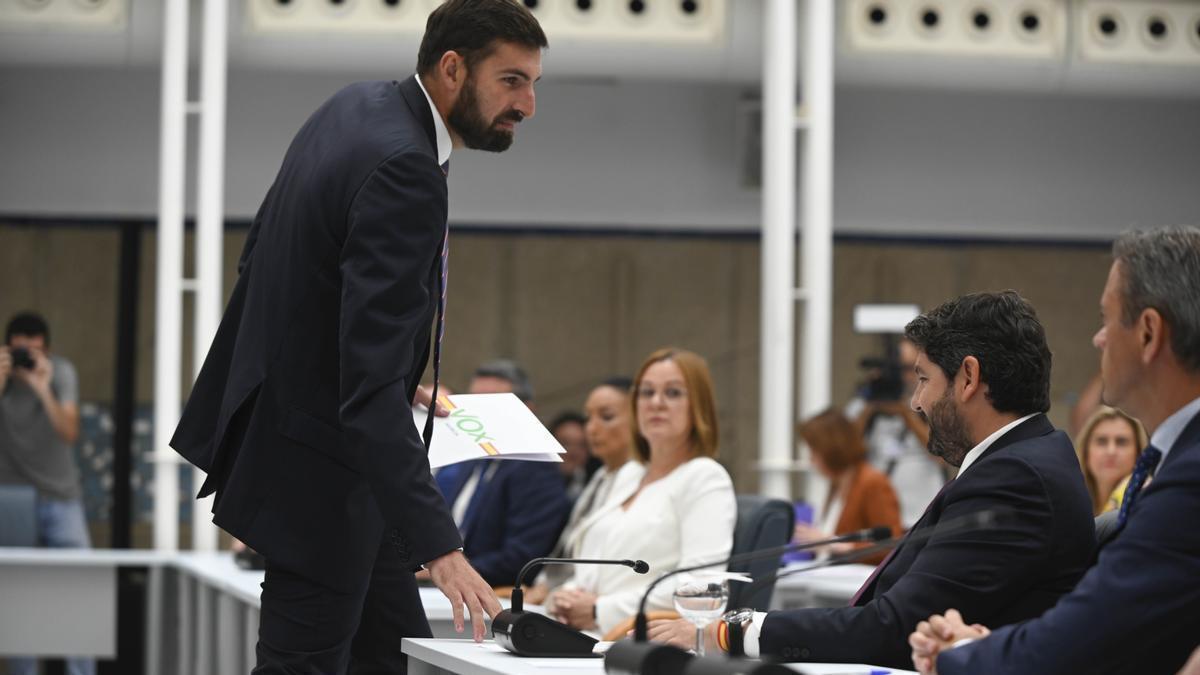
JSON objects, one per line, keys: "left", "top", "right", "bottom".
{"left": 547, "top": 348, "right": 735, "bottom": 637}
{"left": 549, "top": 410, "right": 595, "bottom": 502}
{"left": 793, "top": 408, "right": 901, "bottom": 566}
{"left": 1075, "top": 406, "right": 1147, "bottom": 516}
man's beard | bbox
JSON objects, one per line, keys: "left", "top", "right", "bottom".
{"left": 924, "top": 389, "right": 974, "bottom": 467}
{"left": 448, "top": 78, "right": 522, "bottom": 153}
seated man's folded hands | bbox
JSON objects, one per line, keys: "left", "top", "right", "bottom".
{"left": 908, "top": 609, "right": 990, "bottom": 675}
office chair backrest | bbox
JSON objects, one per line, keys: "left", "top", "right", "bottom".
{"left": 0, "top": 484, "right": 38, "bottom": 546}
{"left": 727, "top": 494, "right": 794, "bottom": 611}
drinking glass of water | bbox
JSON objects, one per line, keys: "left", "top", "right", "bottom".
{"left": 671, "top": 575, "right": 730, "bottom": 656}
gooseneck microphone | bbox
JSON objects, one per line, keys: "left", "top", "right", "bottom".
{"left": 492, "top": 556, "right": 649, "bottom": 657}
{"left": 739, "top": 509, "right": 1001, "bottom": 604}
{"left": 509, "top": 557, "right": 649, "bottom": 613}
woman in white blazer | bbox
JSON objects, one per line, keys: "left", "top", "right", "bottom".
{"left": 525, "top": 376, "right": 646, "bottom": 603}
{"left": 548, "top": 348, "right": 736, "bottom": 636}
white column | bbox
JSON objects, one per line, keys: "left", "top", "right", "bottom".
{"left": 191, "top": 0, "right": 229, "bottom": 552}
{"left": 799, "top": 0, "right": 834, "bottom": 421}
{"left": 758, "top": 0, "right": 798, "bottom": 500}
{"left": 153, "top": 0, "right": 189, "bottom": 552}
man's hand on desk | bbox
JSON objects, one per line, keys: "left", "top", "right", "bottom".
{"left": 908, "top": 608, "right": 990, "bottom": 675}
{"left": 414, "top": 384, "right": 453, "bottom": 417}
{"left": 547, "top": 588, "right": 599, "bottom": 630}
{"left": 644, "top": 618, "right": 717, "bottom": 653}
{"left": 426, "top": 550, "right": 502, "bottom": 642}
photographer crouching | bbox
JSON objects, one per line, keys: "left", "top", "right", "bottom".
{"left": 0, "top": 311, "right": 94, "bottom": 675}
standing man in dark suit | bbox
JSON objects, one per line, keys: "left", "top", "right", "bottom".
{"left": 911, "top": 226, "right": 1200, "bottom": 675}
{"left": 169, "top": 2, "right": 547, "bottom": 672}
{"left": 648, "top": 291, "right": 1095, "bottom": 669}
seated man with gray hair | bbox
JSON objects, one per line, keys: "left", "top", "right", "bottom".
{"left": 435, "top": 360, "right": 570, "bottom": 586}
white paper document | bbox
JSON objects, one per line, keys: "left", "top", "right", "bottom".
{"left": 413, "top": 393, "right": 565, "bottom": 468}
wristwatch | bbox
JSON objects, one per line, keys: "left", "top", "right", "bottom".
{"left": 721, "top": 608, "right": 755, "bottom": 657}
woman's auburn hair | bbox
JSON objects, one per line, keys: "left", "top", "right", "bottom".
{"left": 798, "top": 407, "right": 868, "bottom": 474}
{"left": 628, "top": 347, "right": 720, "bottom": 462}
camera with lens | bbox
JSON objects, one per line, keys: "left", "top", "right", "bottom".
{"left": 9, "top": 347, "right": 36, "bottom": 371}
{"left": 858, "top": 355, "right": 905, "bottom": 402}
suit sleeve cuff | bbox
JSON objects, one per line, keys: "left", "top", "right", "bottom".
{"left": 421, "top": 547, "right": 464, "bottom": 570}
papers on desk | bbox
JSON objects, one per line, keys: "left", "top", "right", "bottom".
{"left": 414, "top": 393, "right": 565, "bottom": 468}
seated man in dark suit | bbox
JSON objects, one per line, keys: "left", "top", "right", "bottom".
{"left": 435, "top": 360, "right": 569, "bottom": 586}
{"left": 649, "top": 291, "right": 1096, "bottom": 669}
{"left": 911, "top": 226, "right": 1200, "bottom": 675}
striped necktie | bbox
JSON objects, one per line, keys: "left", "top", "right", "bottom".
{"left": 1117, "top": 445, "right": 1162, "bottom": 526}
{"left": 422, "top": 162, "right": 450, "bottom": 450}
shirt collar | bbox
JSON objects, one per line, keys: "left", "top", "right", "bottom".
{"left": 415, "top": 74, "right": 452, "bottom": 167}
{"left": 955, "top": 413, "right": 1038, "bottom": 478}
{"left": 1150, "top": 395, "right": 1200, "bottom": 462}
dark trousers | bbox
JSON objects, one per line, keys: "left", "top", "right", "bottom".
{"left": 254, "top": 532, "right": 431, "bottom": 674}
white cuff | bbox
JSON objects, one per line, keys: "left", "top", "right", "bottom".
{"left": 951, "top": 637, "right": 978, "bottom": 649}
{"left": 742, "top": 611, "right": 768, "bottom": 659}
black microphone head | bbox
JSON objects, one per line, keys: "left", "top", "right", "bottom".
{"left": 632, "top": 560, "right": 650, "bottom": 574}
{"left": 867, "top": 525, "right": 893, "bottom": 542}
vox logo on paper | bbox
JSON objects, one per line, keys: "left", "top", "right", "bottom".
{"left": 439, "top": 396, "right": 500, "bottom": 455}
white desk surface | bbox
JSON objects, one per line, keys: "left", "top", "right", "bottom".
{"left": 166, "top": 551, "right": 531, "bottom": 626}
{"left": 172, "top": 551, "right": 266, "bottom": 606}
{"left": 0, "top": 547, "right": 170, "bottom": 566}
{"left": 402, "top": 639, "right": 917, "bottom": 675}
{"left": 166, "top": 552, "right": 513, "bottom": 621}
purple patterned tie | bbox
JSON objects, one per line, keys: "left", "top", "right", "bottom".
{"left": 421, "top": 162, "right": 449, "bottom": 450}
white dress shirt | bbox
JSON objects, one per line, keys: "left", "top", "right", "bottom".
{"left": 536, "top": 460, "right": 646, "bottom": 589}
{"left": 414, "top": 74, "right": 452, "bottom": 167}
{"left": 1149, "top": 395, "right": 1200, "bottom": 462}
{"left": 562, "top": 456, "right": 736, "bottom": 634}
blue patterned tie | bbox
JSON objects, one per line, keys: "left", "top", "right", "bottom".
{"left": 1117, "top": 444, "right": 1162, "bottom": 526}
{"left": 421, "top": 162, "right": 450, "bottom": 451}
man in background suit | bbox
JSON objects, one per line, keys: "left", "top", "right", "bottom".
{"left": 434, "top": 360, "right": 569, "bottom": 586}
{"left": 911, "top": 226, "right": 1200, "bottom": 675}
{"left": 169, "top": 2, "right": 547, "bottom": 672}
{"left": 649, "top": 291, "right": 1096, "bottom": 669}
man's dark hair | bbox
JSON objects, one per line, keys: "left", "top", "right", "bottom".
{"left": 904, "top": 290, "right": 1052, "bottom": 416}
{"left": 5, "top": 311, "right": 50, "bottom": 346}
{"left": 600, "top": 376, "right": 633, "bottom": 393}
{"left": 473, "top": 358, "right": 534, "bottom": 402}
{"left": 417, "top": 0, "right": 548, "bottom": 76}
{"left": 549, "top": 410, "right": 586, "bottom": 433}
{"left": 1112, "top": 226, "right": 1200, "bottom": 373}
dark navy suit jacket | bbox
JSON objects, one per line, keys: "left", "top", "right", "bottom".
{"left": 759, "top": 414, "right": 1096, "bottom": 668}
{"left": 939, "top": 410, "right": 1200, "bottom": 675}
{"left": 436, "top": 459, "right": 569, "bottom": 586}
{"left": 171, "top": 77, "right": 462, "bottom": 594}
